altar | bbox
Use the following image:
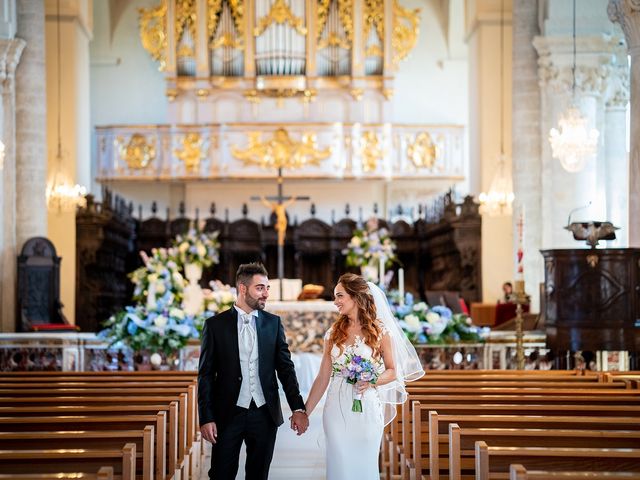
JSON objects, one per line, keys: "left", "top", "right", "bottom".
{"left": 269, "top": 300, "right": 338, "bottom": 353}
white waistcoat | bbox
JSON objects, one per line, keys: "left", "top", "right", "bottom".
{"left": 236, "top": 308, "right": 266, "bottom": 408}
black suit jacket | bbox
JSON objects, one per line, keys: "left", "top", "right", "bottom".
{"left": 197, "top": 307, "right": 305, "bottom": 429}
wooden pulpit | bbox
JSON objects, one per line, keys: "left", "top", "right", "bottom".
{"left": 541, "top": 248, "right": 640, "bottom": 353}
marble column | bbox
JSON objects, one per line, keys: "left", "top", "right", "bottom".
{"left": 512, "top": 0, "right": 542, "bottom": 310}
{"left": 609, "top": 0, "right": 640, "bottom": 246}
{"left": 15, "top": 0, "right": 47, "bottom": 250}
{"left": 0, "top": 38, "right": 24, "bottom": 332}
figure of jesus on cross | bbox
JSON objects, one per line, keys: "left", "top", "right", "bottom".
{"left": 252, "top": 171, "right": 309, "bottom": 299}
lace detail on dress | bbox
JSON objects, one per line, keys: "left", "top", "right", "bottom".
{"left": 377, "top": 320, "right": 389, "bottom": 336}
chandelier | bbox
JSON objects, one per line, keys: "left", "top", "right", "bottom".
{"left": 479, "top": 0, "right": 513, "bottom": 216}
{"left": 46, "top": 0, "right": 86, "bottom": 213}
{"left": 548, "top": 0, "right": 599, "bottom": 173}
{"left": 479, "top": 155, "right": 514, "bottom": 216}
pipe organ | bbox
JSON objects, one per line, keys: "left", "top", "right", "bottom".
{"left": 138, "top": 0, "right": 420, "bottom": 122}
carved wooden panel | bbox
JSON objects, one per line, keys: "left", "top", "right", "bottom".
{"left": 541, "top": 248, "right": 640, "bottom": 351}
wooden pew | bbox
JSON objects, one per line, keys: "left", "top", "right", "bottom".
{"left": 0, "top": 444, "right": 136, "bottom": 480}
{"left": 509, "top": 464, "right": 640, "bottom": 480}
{"left": 406, "top": 402, "right": 640, "bottom": 480}
{"left": 1, "top": 372, "right": 201, "bottom": 479}
{"left": 475, "top": 442, "right": 640, "bottom": 480}
{"left": 448, "top": 423, "right": 640, "bottom": 480}
{"left": 0, "top": 391, "right": 192, "bottom": 479}
{"left": 0, "top": 429, "right": 153, "bottom": 480}
{"left": 0, "top": 466, "right": 113, "bottom": 479}
{"left": 0, "top": 414, "right": 169, "bottom": 480}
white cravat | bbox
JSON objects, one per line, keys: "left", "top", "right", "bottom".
{"left": 240, "top": 313, "right": 255, "bottom": 354}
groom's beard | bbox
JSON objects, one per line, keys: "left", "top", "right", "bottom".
{"left": 245, "top": 291, "right": 266, "bottom": 311}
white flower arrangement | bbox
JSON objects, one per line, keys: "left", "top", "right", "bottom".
{"left": 343, "top": 217, "right": 398, "bottom": 268}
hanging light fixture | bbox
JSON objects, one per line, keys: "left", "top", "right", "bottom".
{"left": 479, "top": 0, "right": 514, "bottom": 216}
{"left": 548, "top": 0, "right": 599, "bottom": 173}
{"left": 46, "top": 0, "right": 87, "bottom": 212}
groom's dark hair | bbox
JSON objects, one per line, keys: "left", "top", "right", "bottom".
{"left": 236, "top": 262, "right": 269, "bottom": 287}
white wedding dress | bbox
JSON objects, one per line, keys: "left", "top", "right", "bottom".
{"left": 323, "top": 331, "right": 387, "bottom": 480}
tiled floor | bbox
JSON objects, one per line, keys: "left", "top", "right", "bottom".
{"left": 199, "top": 403, "right": 326, "bottom": 480}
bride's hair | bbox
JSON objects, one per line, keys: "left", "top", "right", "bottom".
{"left": 329, "top": 273, "right": 382, "bottom": 358}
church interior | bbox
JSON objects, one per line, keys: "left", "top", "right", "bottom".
{"left": 1, "top": 0, "right": 640, "bottom": 477}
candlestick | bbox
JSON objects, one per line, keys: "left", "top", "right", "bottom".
{"left": 398, "top": 268, "right": 405, "bottom": 305}
{"left": 379, "top": 257, "right": 385, "bottom": 287}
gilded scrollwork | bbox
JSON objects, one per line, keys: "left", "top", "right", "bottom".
{"left": 317, "top": 0, "right": 353, "bottom": 47}
{"left": 176, "top": 0, "right": 197, "bottom": 53}
{"left": 254, "top": 0, "right": 307, "bottom": 37}
{"left": 392, "top": 0, "right": 420, "bottom": 64}
{"left": 116, "top": 134, "right": 156, "bottom": 170}
{"left": 231, "top": 128, "right": 331, "bottom": 169}
{"left": 317, "top": 0, "right": 332, "bottom": 39}
{"left": 360, "top": 131, "right": 382, "bottom": 172}
{"left": 364, "top": 0, "right": 384, "bottom": 45}
{"left": 407, "top": 132, "right": 438, "bottom": 169}
{"left": 174, "top": 133, "right": 206, "bottom": 173}
{"left": 208, "top": 0, "right": 245, "bottom": 49}
{"left": 138, "top": 1, "right": 168, "bottom": 71}
{"left": 207, "top": 0, "right": 224, "bottom": 43}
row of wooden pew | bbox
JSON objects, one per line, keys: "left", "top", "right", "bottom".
{"left": 0, "top": 371, "right": 201, "bottom": 480}
{"left": 381, "top": 370, "right": 640, "bottom": 480}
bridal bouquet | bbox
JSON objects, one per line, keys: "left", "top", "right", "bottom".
{"left": 333, "top": 353, "right": 380, "bottom": 413}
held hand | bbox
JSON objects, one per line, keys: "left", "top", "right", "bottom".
{"left": 290, "top": 411, "right": 309, "bottom": 435}
{"left": 200, "top": 421, "right": 218, "bottom": 444}
{"left": 356, "top": 380, "right": 374, "bottom": 395}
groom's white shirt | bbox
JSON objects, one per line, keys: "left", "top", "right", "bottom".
{"left": 234, "top": 305, "right": 266, "bottom": 408}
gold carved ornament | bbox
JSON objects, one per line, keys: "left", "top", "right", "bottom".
{"left": 364, "top": 0, "right": 384, "bottom": 47}
{"left": 138, "top": 1, "right": 168, "bottom": 71}
{"left": 174, "top": 133, "right": 206, "bottom": 173}
{"left": 208, "top": 0, "right": 245, "bottom": 49}
{"left": 360, "top": 131, "right": 383, "bottom": 172}
{"left": 231, "top": 128, "right": 331, "bottom": 169}
{"left": 254, "top": 0, "right": 307, "bottom": 37}
{"left": 392, "top": 0, "right": 420, "bottom": 64}
{"left": 176, "top": 0, "right": 197, "bottom": 56}
{"left": 317, "top": 0, "right": 353, "bottom": 48}
{"left": 407, "top": 132, "right": 438, "bottom": 169}
{"left": 207, "top": 0, "right": 224, "bottom": 42}
{"left": 116, "top": 134, "right": 157, "bottom": 170}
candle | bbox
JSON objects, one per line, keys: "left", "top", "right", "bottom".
{"left": 516, "top": 205, "right": 525, "bottom": 278}
{"left": 398, "top": 268, "right": 405, "bottom": 305}
{"left": 379, "top": 256, "right": 385, "bottom": 287}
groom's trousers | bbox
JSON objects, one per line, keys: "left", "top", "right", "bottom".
{"left": 209, "top": 401, "right": 278, "bottom": 480}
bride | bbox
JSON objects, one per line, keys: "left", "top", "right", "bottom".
{"left": 303, "top": 273, "right": 424, "bottom": 479}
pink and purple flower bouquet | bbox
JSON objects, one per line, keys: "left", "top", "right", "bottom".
{"left": 332, "top": 353, "right": 380, "bottom": 412}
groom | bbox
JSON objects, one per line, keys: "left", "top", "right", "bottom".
{"left": 198, "top": 262, "right": 309, "bottom": 480}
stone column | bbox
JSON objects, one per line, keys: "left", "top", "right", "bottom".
{"left": 604, "top": 54, "right": 630, "bottom": 245}
{"left": 466, "top": 0, "right": 514, "bottom": 303}
{"left": 512, "top": 0, "right": 542, "bottom": 310}
{"left": 0, "top": 38, "right": 25, "bottom": 333}
{"left": 609, "top": 0, "right": 640, "bottom": 246}
{"left": 15, "top": 0, "right": 47, "bottom": 249}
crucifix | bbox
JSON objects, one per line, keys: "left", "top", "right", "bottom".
{"left": 251, "top": 167, "right": 310, "bottom": 300}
